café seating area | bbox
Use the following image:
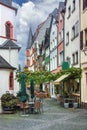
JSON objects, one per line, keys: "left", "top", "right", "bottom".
{"left": 57, "top": 93, "right": 80, "bottom": 108}
{"left": 17, "top": 91, "right": 47, "bottom": 114}
{"left": 17, "top": 99, "right": 43, "bottom": 114}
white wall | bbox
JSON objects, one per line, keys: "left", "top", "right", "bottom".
{"left": 0, "top": 4, "right": 16, "bottom": 44}
{"left": 0, "top": 3, "right": 19, "bottom": 98}
{"left": 0, "top": 70, "right": 10, "bottom": 98}
{"left": 50, "top": 18, "right": 57, "bottom": 71}
{"left": 0, "top": 5, "right": 16, "bottom": 38}
{"left": 65, "top": 0, "right": 80, "bottom": 67}
{"left": 0, "top": 49, "right": 18, "bottom": 68}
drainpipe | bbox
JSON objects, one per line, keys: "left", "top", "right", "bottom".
{"left": 79, "top": 0, "right": 81, "bottom": 108}
{"left": 9, "top": 47, "right": 11, "bottom": 64}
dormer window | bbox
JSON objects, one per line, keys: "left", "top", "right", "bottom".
{"left": 5, "top": 21, "right": 13, "bottom": 39}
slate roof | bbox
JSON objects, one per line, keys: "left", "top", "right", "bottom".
{"left": 0, "top": 40, "right": 21, "bottom": 51}
{"left": 0, "top": 0, "right": 12, "bottom": 7}
{"left": 0, "top": 55, "right": 16, "bottom": 69}
{"left": 34, "top": 16, "right": 52, "bottom": 46}
{"left": 26, "top": 27, "right": 33, "bottom": 49}
{"left": 59, "top": 2, "right": 65, "bottom": 10}
{"left": 49, "top": 8, "right": 59, "bottom": 23}
{"left": 49, "top": 8, "right": 58, "bottom": 18}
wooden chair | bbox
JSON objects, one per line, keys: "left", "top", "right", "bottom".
{"left": 34, "top": 101, "right": 42, "bottom": 113}
{"left": 20, "top": 102, "right": 29, "bottom": 114}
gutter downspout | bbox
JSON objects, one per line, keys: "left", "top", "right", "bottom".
{"left": 79, "top": 0, "right": 81, "bottom": 108}
{"left": 9, "top": 47, "right": 11, "bottom": 64}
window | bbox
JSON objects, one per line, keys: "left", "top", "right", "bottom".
{"left": 46, "top": 48, "right": 49, "bottom": 57}
{"left": 5, "top": 21, "right": 13, "bottom": 39}
{"left": 68, "top": 6, "right": 71, "bottom": 18}
{"left": 72, "top": 22, "right": 79, "bottom": 40}
{"left": 85, "top": 29, "right": 87, "bottom": 47}
{"left": 66, "top": 32, "right": 69, "bottom": 44}
{"left": 26, "top": 50, "right": 30, "bottom": 57}
{"left": 66, "top": 57, "right": 70, "bottom": 64}
{"left": 75, "top": 21, "right": 79, "bottom": 36}
{"left": 59, "top": 51, "right": 64, "bottom": 65}
{"left": 27, "top": 59, "right": 30, "bottom": 67}
{"left": 76, "top": 51, "right": 78, "bottom": 64}
{"left": 59, "top": 32, "right": 61, "bottom": 42}
{"left": 80, "top": 31, "right": 83, "bottom": 50}
{"left": 72, "top": 53, "right": 75, "bottom": 65}
{"left": 54, "top": 56, "right": 57, "bottom": 69}
{"left": 9, "top": 72, "right": 14, "bottom": 90}
{"left": 72, "top": 26, "right": 75, "bottom": 39}
{"left": 72, "top": 0, "right": 75, "bottom": 12}
{"left": 72, "top": 51, "right": 78, "bottom": 65}
{"left": 86, "top": 73, "right": 87, "bottom": 85}
{"left": 61, "top": 28, "right": 64, "bottom": 40}
{"left": 83, "top": 0, "right": 87, "bottom": 10}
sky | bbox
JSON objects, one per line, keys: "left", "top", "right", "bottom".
{"left": 14, "top": 0, "right": 64, "bottom": 69}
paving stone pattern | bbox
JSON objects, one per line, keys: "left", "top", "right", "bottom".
{"left": 0, "top": 99, "right": 87, "bottom": 130}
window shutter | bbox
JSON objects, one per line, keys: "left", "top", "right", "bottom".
{"left": 80, "top": 31, "right": 83, "bottom": 50}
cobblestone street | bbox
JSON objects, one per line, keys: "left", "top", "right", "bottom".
{"left": 0, "top": 99, "right": 87, "bottom": 130}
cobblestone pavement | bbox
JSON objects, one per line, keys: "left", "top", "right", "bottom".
{"left": 0, "top": 99, "right": 87, "bottom": 130}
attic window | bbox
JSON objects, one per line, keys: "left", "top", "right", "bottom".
{"left": 5, "top": 21, "right": 13, "bottom": 39}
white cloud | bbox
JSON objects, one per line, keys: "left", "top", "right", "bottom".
{"left": 16, "top": 0, "right": 60, "bottom": 69}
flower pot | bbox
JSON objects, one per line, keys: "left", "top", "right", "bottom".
{"left": 73, "top": 102, "right": 78, "bottom": 108}
{"left": 64, "top": 103, "right": 69, "bottom": 108}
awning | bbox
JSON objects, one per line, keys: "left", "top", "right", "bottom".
{"left": 53, "top": 74, "right": 70, "bottom": 85}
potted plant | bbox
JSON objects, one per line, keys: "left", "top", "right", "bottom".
{"left": 64, "top": 99, "right": 69, "bottom": 108}
{"left": 1, "top": 92, "right": 18, "bottom": 113}
{"left": 73, "top": 101, "right": 78, "bottom": 108}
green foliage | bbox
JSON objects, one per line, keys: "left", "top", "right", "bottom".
{"left": 16, "top": 67, "right": 82, "bottom": 85}
{"left": 1, "top": 93, "right": 17, "bottom": 108}
{"left": 16, "top": 69, "right": 55, "bottom": 84}
{"left": 54, "top": 67, "right": 82, "bottom": 81}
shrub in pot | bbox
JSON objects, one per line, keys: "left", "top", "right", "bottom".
{"left": 1, "top": 92, "right": 17, "bottom": 111}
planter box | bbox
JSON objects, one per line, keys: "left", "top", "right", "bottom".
{"left": 64, "top": 103, "right": 69, "bottom": 108}
{"left": 73, "top": 102, "right": 78, "bottom": 108}
{"left": 2, "top": 107, "right": 15, "bottom": 114}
